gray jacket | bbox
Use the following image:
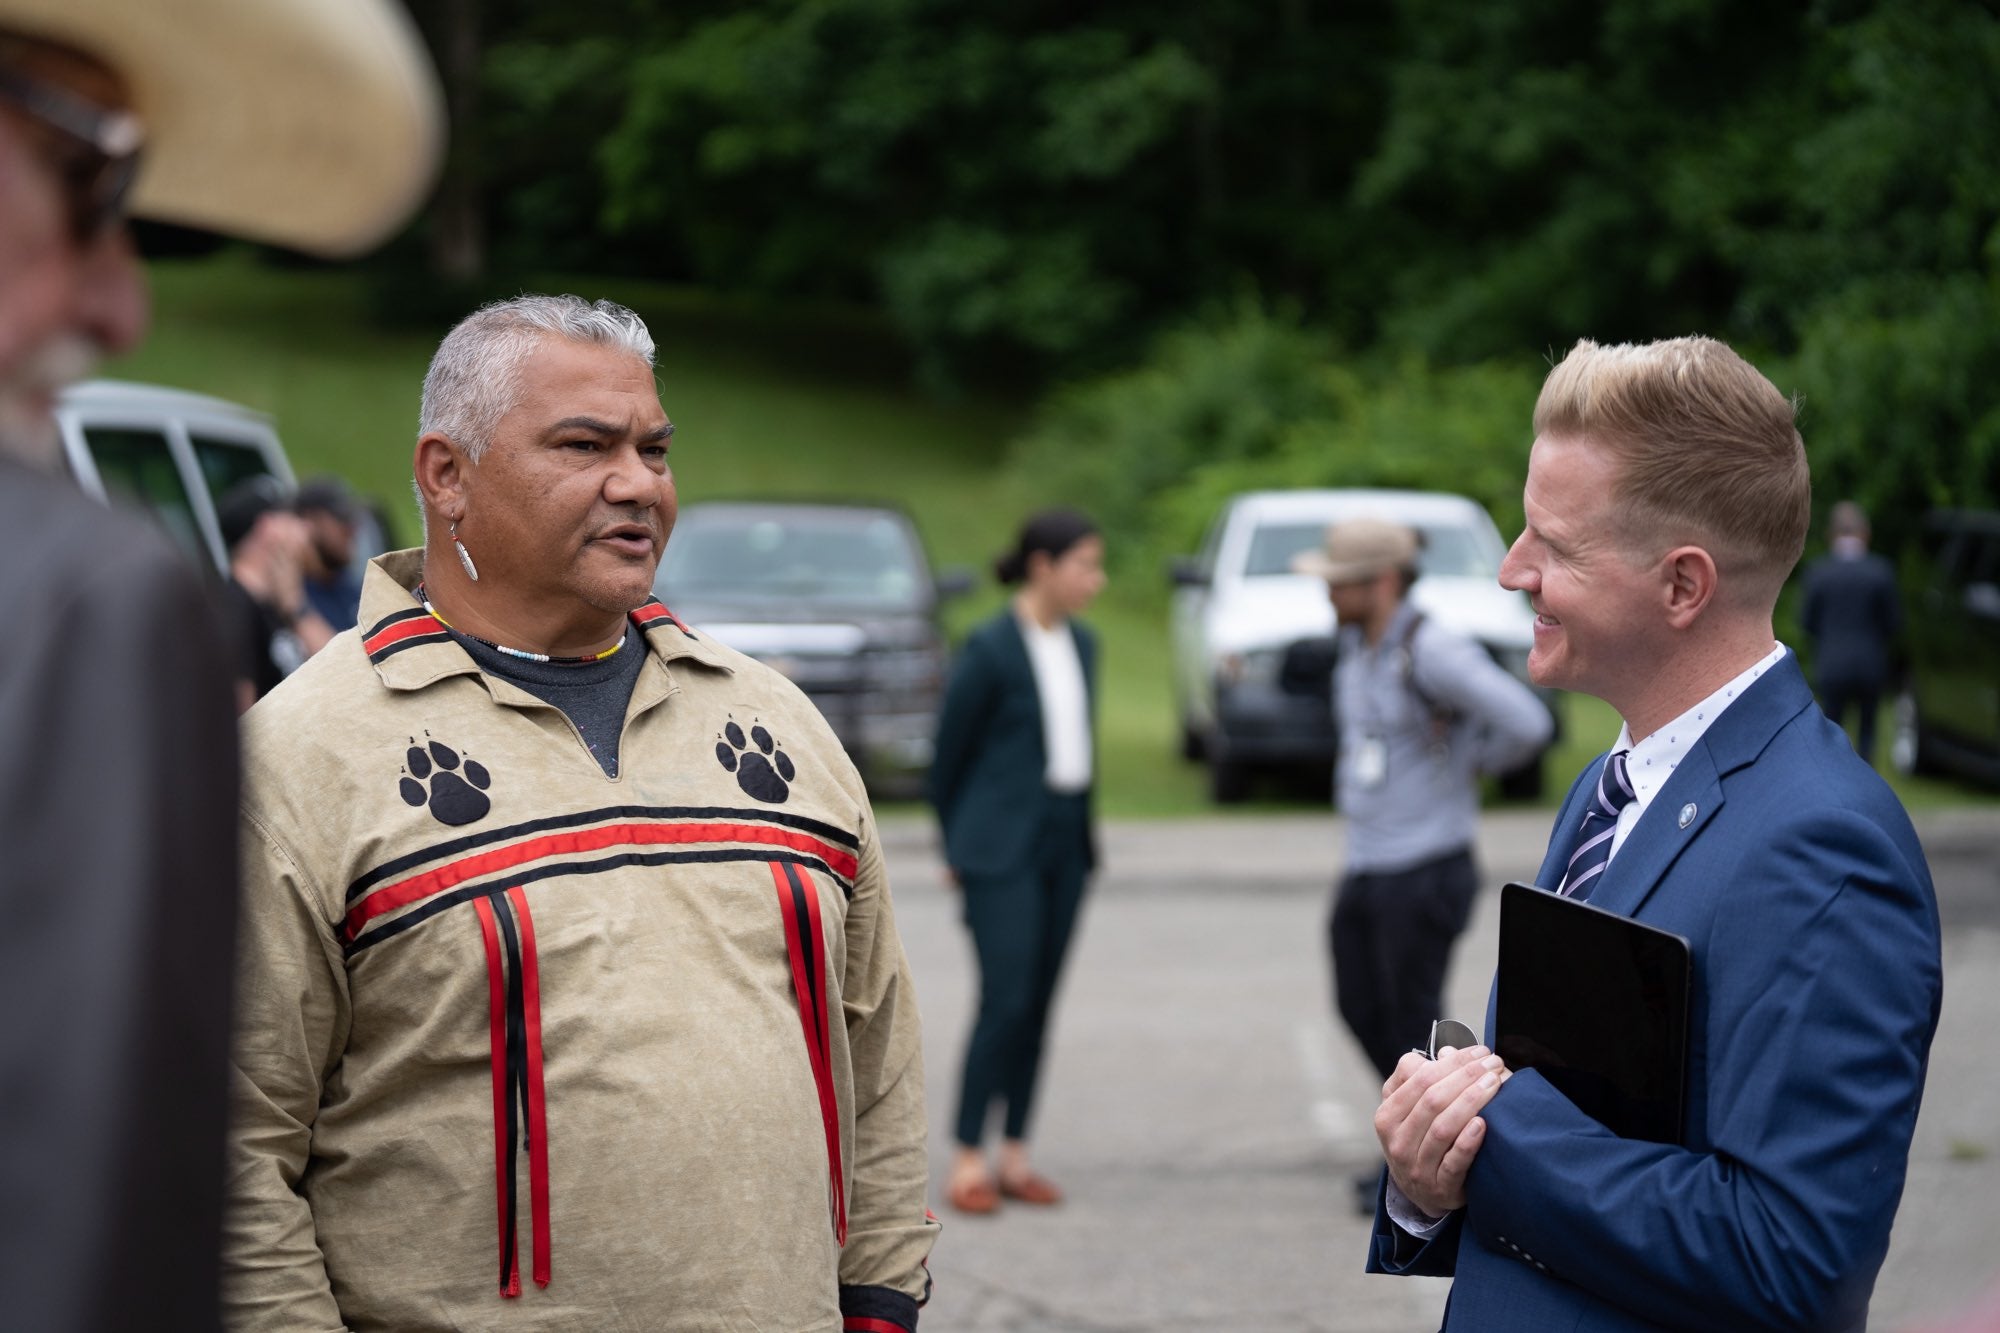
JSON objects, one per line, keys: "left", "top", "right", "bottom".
{"left": 1335, "top": 602, "right": 1552, "bottom": 873}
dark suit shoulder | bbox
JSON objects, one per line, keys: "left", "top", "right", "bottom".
{"left": 962, "top": 611, "right": 1023, "bottom": 654}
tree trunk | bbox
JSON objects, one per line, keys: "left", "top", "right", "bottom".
{"left": 424, "top": 0, "right": 484, "bottom": 283}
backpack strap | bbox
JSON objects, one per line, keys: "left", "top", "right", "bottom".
{"left": 1395, "top": 611, "right": 1458, "bottom": 735}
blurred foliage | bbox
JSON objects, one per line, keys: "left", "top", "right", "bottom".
{"left": 413, "top": 0, "right": 1397, "bottom": 379}
{"left": 385, "top": 0, "right": 1999, "bottom": 559}
{"left": 1007, "top": 302, "right": 1542, "bottom": 579}
{"left": 1008, "top": 301, "right": 1341, "bottom": 551}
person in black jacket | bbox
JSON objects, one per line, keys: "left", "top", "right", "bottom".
{"left": 929, "top": 508, "right": 1105, "bottom": 1214}
{"left": 1801, "top": 501, "right": 1903, "bottom": 766}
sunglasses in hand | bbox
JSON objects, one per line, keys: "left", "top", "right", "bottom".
{"left": 1420, "top": 1018, "right": 1479, "bottom": 1060}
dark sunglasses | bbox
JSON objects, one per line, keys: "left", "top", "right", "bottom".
{"left": 0, "top": 63, "right": 144, "bottom": 243}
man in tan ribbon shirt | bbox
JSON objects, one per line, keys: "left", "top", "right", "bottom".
{"left": 226, "top": 294, "right": 939, "bottom": 1331}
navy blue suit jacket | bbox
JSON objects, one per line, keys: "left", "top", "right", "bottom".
{"left": 928, "top": 611, "right": 1097, "bottom": 880}
{"left": 1369, "top": 654, "right": 1942, "bottom": 1331}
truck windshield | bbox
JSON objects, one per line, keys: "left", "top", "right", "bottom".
{"left": 660, "top": 512, "right": 927, "bottom": 607}
{"left": 1244, "top": 521, "right": 1497, "bottom": 579}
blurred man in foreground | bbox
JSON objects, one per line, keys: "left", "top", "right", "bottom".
{"left": 0, "top": 2, "right": 438, "bottom": 1327}
{"left": 1368, "top": 337, "right": 1941, "bottom": 1331}
{"left": 225, "top": 295, "right": 939, "bottom": 1331}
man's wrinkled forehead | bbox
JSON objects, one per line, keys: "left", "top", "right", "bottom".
{"left": 516, "top": 337, "right": 664, "bottom": 419}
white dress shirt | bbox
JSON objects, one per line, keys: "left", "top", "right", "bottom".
{"left": 1602, "top": 641, "right": 1788, "bottom": 861}
{"left": 1385, "top": 640, "right": 1789, "bottom": 1237}
{"left": 1017, "top": 612, "right": 1092, "bottom": 793}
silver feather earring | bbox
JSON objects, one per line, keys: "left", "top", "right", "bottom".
{"left": 451, "top": 521, "right": 479, "bottom": 582}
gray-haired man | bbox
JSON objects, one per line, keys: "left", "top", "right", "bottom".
{"left": 226, "top": 295, "right": 939, "bottom": 1331}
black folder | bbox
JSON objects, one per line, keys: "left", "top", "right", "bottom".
{"left": 1495, "top": 881, "right": 1693, "bottom": 1145}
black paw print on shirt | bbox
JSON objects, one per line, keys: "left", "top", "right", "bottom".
{"left": 716, "top": 718, "right": 794, "bottom": 803}
{"left": 398, "top": 735, "right": 493, "bottom": 826}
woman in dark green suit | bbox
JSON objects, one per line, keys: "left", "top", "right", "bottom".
{"left": 929, "top": 509, "right": 1105, "bottom": 1214}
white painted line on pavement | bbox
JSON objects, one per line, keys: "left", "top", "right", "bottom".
{"left": 1294, "top": 1018, "right": 1371, "bottom": 1152}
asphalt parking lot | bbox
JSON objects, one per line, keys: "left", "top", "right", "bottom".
{"left": 882, "top": 806, "right": 2000, "bottom": 1332}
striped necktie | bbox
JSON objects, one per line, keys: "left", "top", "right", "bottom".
{"left": 1559, "top": 750, "right": 1636, "bottom": 902}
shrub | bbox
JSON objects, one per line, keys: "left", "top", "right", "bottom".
{"left": 1007, "top": 301, "right": 1544, "bottom": 584}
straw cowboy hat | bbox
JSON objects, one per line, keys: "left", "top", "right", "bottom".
{"left": 1291, "top": 517, "right": 1421, "bottom": 584}
{"left": 0, "top": 0, "right": 443, "bottom": 256}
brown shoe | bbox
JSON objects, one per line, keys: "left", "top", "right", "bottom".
{"left": 945, "top": 1174, "right": 1001, "bottom": 1214}
{"left": 997, "top": 1171, "right": 1064, "bottom": 1206}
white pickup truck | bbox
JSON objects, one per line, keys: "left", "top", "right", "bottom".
{"left": 1168, "top": 487, "right": 1556, "bottom": 802}
{"left": 55, "top": 378, "right": 295, "bottom": 576}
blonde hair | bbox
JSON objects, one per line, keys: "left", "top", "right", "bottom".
{"left": 1534, "top": 337, "right": 1810, "bottom": 599}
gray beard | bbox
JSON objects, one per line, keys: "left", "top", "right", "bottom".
{"left": 0, "top": 407, "right": 62, "bottom": 470}
{"left": 0, "top": 336, "right": 96, "bottom": 471}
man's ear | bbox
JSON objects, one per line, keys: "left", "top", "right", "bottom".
{"left": 1661, "top": 545, "right": 1720, "bottom": 629}
{"left": 413, "top": 432, "right": 469, "bottom": 527}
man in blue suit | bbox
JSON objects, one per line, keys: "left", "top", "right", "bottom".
{"left": 1367, "top": 336, "right": 1942, "bottom": 1331}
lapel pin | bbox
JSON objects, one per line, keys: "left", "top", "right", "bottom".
{"left": 1678, "top": 802, "right": 1697, "bottom": 828}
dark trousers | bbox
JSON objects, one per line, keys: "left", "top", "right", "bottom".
{"left": 1818, "top": 677, "right": 1882, "bottom": 764}
{"left": 954, "top": 794, "right": 1090, "bottom": 1148}
{"left": 1329, "top": 847, "right": 1480, "bottom": 1080}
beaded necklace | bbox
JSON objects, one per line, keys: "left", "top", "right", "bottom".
{"left": 415, "top": 584, "right": 626, "bottom": 665}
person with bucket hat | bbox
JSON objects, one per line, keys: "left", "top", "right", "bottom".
{"left": 0, "top": 2, "right": 439, "bottom": 1327}
{"left": 1293, "top": 517, "right": 1550, "bottom": 1214}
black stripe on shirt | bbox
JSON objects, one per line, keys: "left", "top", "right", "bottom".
{"left": 361, "top": 605, "right": 432, "bottom": 639}
{"left": 346, "top": 804, "right": 864, "bottom": 904}
{"left": 366, "top": 628, "right": 452, "bottom": 663}
{"left": 346, "top": 847, "right": 850, "bottom": 957}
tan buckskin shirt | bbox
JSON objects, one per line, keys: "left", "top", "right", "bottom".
{"left": 226, "top": 551, "right": 938, "bottom": 1333}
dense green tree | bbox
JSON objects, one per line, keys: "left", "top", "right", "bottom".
{"left": 1763, "top": 1, "right": 2000, "bottom": 550}
{"left": 447, "top": 0, "right": 1398, "bottom": 373}
{"left": 384, "top": 0, "right": 1997, "bottom": 549}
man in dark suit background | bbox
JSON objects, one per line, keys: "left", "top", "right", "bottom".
{"left": 1802, "top": 500, "right": 1903, "bottom": 766}
{"left": 1367, "top": 337, "right": 1941, "bottom": 1331}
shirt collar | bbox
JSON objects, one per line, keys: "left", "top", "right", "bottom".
{"left": 1612, "top": 641, "right": 1788, "bottom": 813}
{"left": 356, "top": 549, "right": 733, "bottom": 693}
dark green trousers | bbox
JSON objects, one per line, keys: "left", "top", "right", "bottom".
{"left": 953, "top": 793, "right": 1090, "bottom": 1147}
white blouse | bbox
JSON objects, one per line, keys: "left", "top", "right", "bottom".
{"left": 1017, "top": 613, "right": 1092, "bottom": 794}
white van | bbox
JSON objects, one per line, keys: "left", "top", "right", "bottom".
{"left": 55, "top": 379, "right": 295, "bottom": 576}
